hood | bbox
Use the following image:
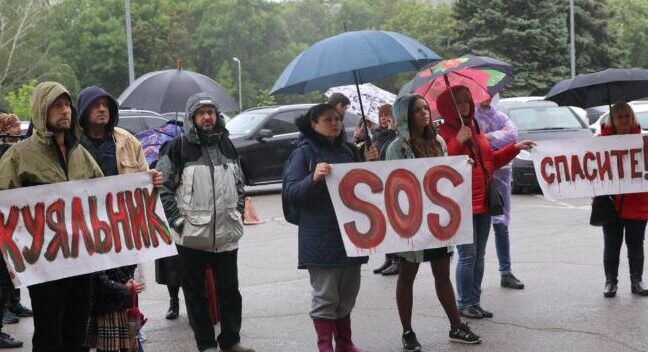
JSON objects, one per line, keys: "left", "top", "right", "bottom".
{"left": 30, "top": 81, "right": 79, "bottom": 146}
{"left": 393, "top": 94, "right": 419, "bottom": 140}
{"left": 77, "top": 86, "right": 119, "bottom": 132}
{"left": 184, "top": 92, "right": 227, "bottom": 144}
{"left": 436, "top": 86, "right": 475, "bottom": 129}
{"left": 295, "top": 113, "right": 346, "bottom": 148}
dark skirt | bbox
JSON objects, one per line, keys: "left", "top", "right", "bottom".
{"left": 155, "top": 254, "right": 181, "bottom": 287}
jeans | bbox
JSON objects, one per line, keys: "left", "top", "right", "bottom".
{"left": 177, "top": 245, "right": 242, "bottom": 351}
{"left": 493, "top": 223, "right": 512, "bottom": 274}
{"left": 456, "top": 214, "right": 491, "bottom": 309}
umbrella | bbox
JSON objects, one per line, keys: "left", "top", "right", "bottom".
{"left": 135, "top": 121, "right": 185, "bottom": 167}
{"left": 324, "top": 83, "right": 396, "bottom": 124}
{"left": 118, "top": 67, "right": 238, "bottom": 113}
{"left": 402, "top": 55, "right": 514, "bottom": 118}
{"left": 545, "top": 68, "right": 648, "bottom": 109}
{"left": 271, "top": 30, "right": 440, "bottom": 144}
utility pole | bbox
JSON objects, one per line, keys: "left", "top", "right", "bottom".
{"left": 569, "top": 0, "right": 576, "bottom": 78}
{"left": 125, "top": 0, "right": 135, "bottom": 84}
{"left": 233, "top": 57, "right": 242, "bottom": 112}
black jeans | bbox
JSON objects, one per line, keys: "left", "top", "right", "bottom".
{"left": 603, "top": 220, "right": 646, "bottom": 275}
{"left": 28, "top": 274, "right": 93, "bottom": 351}
{"left": 177, "top": 245, "right": 242, "bottom": 351}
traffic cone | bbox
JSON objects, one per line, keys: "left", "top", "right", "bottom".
{"left": 243, "top": 196, "right": 262, "bottom": 225}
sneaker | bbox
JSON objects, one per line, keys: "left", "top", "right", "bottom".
{"left": 0, "top": 332, "right": 23, "bottom": 348}
{"left": 381, "top": 262, "right": 400, "bottom": 276}
{"left": 1, "top": 311, "right": 18, "bottom": 325}
{"left": 402, "top": 330, "right": 421, "bottom": 352}
{"left": 449, "top": 323, "right": 482, "bottom": 344}
{"left": 459, "top": 306, "right": 483, "bottom": 319}
{"left": 473, "top": 304, "right": 493, "bottom": 318}
{"left": 501, "top": 273, "right": 525, "bottom": 289}
{"left": 11, "top": 304, "right": 33, "bottom": 318}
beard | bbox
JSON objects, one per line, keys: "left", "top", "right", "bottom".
{"left": 46, "top": 121, "right": 71, "bottom": 132}
{"left": 197, "top": 123, "right": 216, "bottom": 134}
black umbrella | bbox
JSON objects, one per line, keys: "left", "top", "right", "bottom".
{"left": 545, "top": 68, "right": 648, "bottom": 108}
{"left": 117, "top": 67, "right": 238, "bottom": 113}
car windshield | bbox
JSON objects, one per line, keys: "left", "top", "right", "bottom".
{"left": 226, "top": 112, "right": 269, "bottom": 135}
{"left": 508, "top": 107, "right": 583, "bottom": 131}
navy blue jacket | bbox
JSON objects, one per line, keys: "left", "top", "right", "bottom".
{"left": 283, "top": 115, "right": 368, "bottom": 269}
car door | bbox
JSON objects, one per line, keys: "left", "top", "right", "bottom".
{"left": 246, "top": 110, "right": 303, "bottom": 183}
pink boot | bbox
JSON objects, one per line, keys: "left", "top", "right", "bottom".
{"left": 334, "top": 315, "right": 367, "bottom": 352}
{"left": 313, "top": 319, "right": 335, "bottom": 352}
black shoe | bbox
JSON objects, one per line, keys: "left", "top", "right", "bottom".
{"left": 459, "top": 306, "right": 483, "bottom": 319}
{"left": 604, "top": 280, "right": 618, "bottom": 298}
{"left": 373, "top": 258, "right": 392, "bottom": 274}
{"left": 1, "top": 311, "right": 18, "bottom": 325}
{"left": 401, "top": 330, "right": 421, "bottom": 352}
{"left": 449, "top": 323, "right": 482, "bottom": 344}
{"left": 631, "top": 278, "right": 648, "bottom": 296}
{"left": 501, "top": 273, "right": 525, "bottom": 289}
{"left": 165, "top": 298, "right": 179, "bottom": 320}
{"left": 473, "top": 304, "right": 493, "bottom": 318}
{"left": 11, "top": 303, "right": 33, "bottom": 318}
{"left": 381, "top": 262, "right": 400, "bottom": 276}
{"left": 0, "top": 332, "right": 23, "bottom": 348}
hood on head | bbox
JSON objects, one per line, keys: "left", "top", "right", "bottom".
{"left": 30, "top": 81, "right": 79, "bottom": 144}
{"left": 295, "top": 105, "right": 346, "bottom": 147}
{"left": 393, "top": 95, "right": 420, "bottom": 140}
{"left": 436, "top": 86, "right": 475, "bottom": 128}
{"left": 77, "top": 86, "right": 119, "bottom": 133}
{"left": 184, "top": 92, "right": 226, "bottom": 139}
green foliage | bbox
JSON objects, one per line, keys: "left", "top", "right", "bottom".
{"left": 610, "top": 0, "right": 648, "bottom": 68}
{"left": 4, "top": 80, "right": 38, "bottom": 120}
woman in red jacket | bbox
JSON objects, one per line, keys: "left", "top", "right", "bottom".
{"left": 436, "top": 86, "right": 535, "bottom": 319}
{"left": 599, "top": 102, "right": 648, "bottom": 297}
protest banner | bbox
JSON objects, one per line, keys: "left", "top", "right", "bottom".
{"left": 325, "top": 156, "right": 473, "bottom": 257}
{"left": 0, "top": 172, "right": 176, "bottom": 287}
{"left": 529, "top": 135, "right": 648, "bottom": 200}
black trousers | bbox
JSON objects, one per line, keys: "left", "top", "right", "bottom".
{"left": 0, "top": 257, "right": 13, "bottom": 331}
{"left": 177, "top": 245, "right": 242, "bottom": 351}
{"left": 28, "top": 275, "right": 93, "bottom": 352}
{"left": 603, "top": 219, "right": 646, "bottom": 275}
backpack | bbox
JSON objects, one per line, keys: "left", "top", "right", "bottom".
{"left": 282, "top": 145, "right": 315, "bottom": 225}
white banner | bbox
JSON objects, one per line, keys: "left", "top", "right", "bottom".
{"left": 529, "top": 135, "right": 648, "bottom": 200}
{"left": 325, "top": 156, "right": 473, "bottom": 257}
{"left": 0, "top": 172, "right": 177, "bottom": 287}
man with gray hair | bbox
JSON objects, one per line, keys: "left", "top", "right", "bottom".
{"left": 157, "top": 93, "right": 254, "bottom": 352}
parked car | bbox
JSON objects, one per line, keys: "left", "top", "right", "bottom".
{"left": 118, "top": 109, "right": 168, "bottom": 134}
{"left": 497, "top": 99, "right": 594, "bottom": 193}
{"left": 497, "top": 96, "right": 588, "bottom": 125}
{"left": 226, "top": 104, "right": 360, "bottom": 185}
{"left": 590, "top": 101, "right": 648, "bottom": 135}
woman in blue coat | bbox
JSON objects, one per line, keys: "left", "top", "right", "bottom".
{"left": 283, "top": 103, "right": 376, "bottom": 352}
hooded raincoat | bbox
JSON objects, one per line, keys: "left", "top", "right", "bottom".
{"left": 0, "top": 82, "right": 103, "bottom": 188}
{"left": 436, "top": 87, "right": 519, "bottom": 214}
{"left": 157, "top": 93, "right": 245, "bottom": 253}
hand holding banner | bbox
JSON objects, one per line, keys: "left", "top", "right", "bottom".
{"left": 529, "top": 135, "right": 648, "bottom": 200}
{"left": 0, "top": 172, "right": 177, "bottom": 287}
{"left": 325, "top": 156, "right": 473, "bottom": 257}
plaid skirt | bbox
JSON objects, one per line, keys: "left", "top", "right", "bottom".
{"left": 85, "top": 310, "right": 138, "bottom": 351}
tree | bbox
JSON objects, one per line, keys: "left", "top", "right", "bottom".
{"left": 452, "top": 0, "right": 570, "bottom": 96}
{"left": 3, "top": 80, "right": 38, "bottom": 120}
{"left": 609, "top": 0, "right": 648, "bottom": 68}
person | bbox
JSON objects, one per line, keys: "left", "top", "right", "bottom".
{"left": 282, "top": 103, "right": 377, "bottom": 352}
{"left": 75, "top": 86, "right": 162, "bottom": 351}
{"left": 0, "top": 113, "right": 24, "bottom": 348}
{"left": 436, "top": 86, "right": 535, "bottom": 319}
{"left": 327, "top": 93, "right": 350, "bottom": 118}
{"left": 157, "top": 92, "right": 255, "bottom": 352}
{"left": 385, "top": 95, "right": 481, "bottom": 350}
{"left": 0, "top": 81, "right": 105, "bottom": 351}
{"left": 474, "top": 97, "right": 525, "bottom": 289}
{"left": 371, "top": 104, "right": 400, "bottom": 276}
{"left": 599, "top": 102, "right": 648, "bottom": 297}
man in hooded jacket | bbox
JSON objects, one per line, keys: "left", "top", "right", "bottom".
{"left": 0, "top": 82, "right": 104, "bottom": 351}
{"left": 157, "top": 92, "right": 254, "bottom": 352}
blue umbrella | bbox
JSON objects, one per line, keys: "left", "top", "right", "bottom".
{"left": 270, "top": 30, "right": 440, "bottom": 95}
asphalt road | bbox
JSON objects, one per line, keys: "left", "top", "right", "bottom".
{"left": 5, "top": 186, "right": 648, "bottom": 351}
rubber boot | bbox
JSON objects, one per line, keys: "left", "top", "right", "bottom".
{"left": 373, "top": 256, "right": 391, "bottom": 274}
{"left": 313, "top": 319, "right": 335, "bottom": 352}
{"left": 603, "top": 260, "right": 618, "bottom": 298}
{"left": 165, "top": 297, "right": 179, "bottom": 319}
{"left": 334, "top": 315, "right": 366, "bottom": 352}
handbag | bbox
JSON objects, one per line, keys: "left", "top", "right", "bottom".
{"left": 589, "top": 195, "right": 618, "bottom": 226}
{"left": 487, "top": 179, "right": 505, "bottom": 216}
{"left": 127, "top": 288, "right": 147, "bottom": 338}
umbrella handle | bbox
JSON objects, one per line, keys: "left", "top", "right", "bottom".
{"left": 352, "top": 70, "right": 372, "bottom": 148}
{"left": 443, "top": 74, "right": 464, "bottom": 127}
